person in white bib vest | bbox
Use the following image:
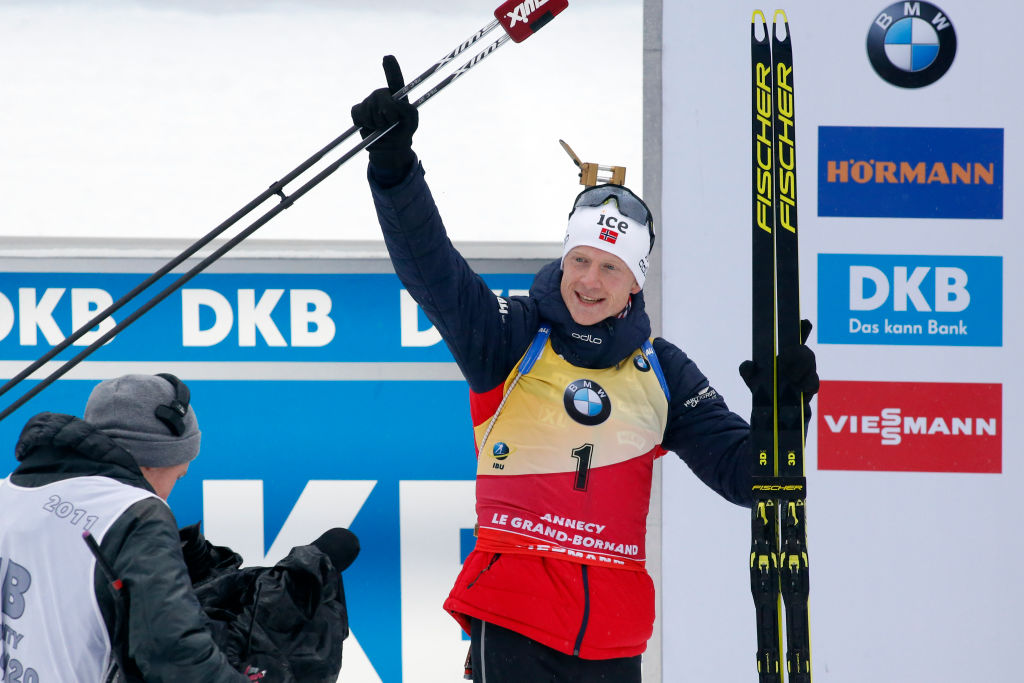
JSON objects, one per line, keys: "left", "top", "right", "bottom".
{"left": 0, "top": 374, "right": 252, "bottom": 682}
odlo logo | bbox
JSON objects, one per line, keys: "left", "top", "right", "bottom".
{"left": 572, "top": 332, "right": 603, "bottom": 345}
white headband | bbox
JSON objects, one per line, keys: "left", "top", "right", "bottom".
{"left": 561, "top": 201, "right": 650, "bottom": 287}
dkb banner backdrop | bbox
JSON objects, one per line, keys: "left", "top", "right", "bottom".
{"left": 660, "top": 2, "right": 1020, "bottom": 681}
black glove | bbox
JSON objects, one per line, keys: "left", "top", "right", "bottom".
{"left": 312, "top": 527, "right": 361, "bottom": 572}
{"left": 350, "top": 55, "right": 418, "bottom": 176}
{"left": 179, "top": 521, "right": 214, "bottom": 583}
{"left": 739, "top": 319, "right": 819, "bottom": 398}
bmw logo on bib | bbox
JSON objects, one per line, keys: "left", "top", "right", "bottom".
{"left": 633, "top": 353, "right": 651, "bottom": 372}
{"left": 563, "top": 379, "right": 612, "bottom": 426}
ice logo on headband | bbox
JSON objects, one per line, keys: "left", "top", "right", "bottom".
{"left": 596, "top": 208, "right": 631, "bottom": 234}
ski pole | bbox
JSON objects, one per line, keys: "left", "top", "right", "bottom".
{"left": 83, "top": 530, "right": 123, "bottom": 591}
{"left": 0, "top": 19, "right": 500, "bottom": 405}
{"left": 0, "top": 0, "right": 570, "bottom": 424}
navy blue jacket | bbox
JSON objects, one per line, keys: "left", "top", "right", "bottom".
{"left": 369, "top": 161, "right": 753, "bottom": 507}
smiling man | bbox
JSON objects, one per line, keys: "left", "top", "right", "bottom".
{"left": 559, "top": 184, "right": 652, "bottom": 326}
{"left": 352, "top": 57, "right": 818, "bottom": 683}
{"left": 560, "top": 244, "right": 639, "bottom": 324}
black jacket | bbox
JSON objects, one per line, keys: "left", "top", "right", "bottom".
{"left": 180, "top": 523, "right": 349, "bottom": 683}
{"left": 10, "top": 412, "right": 249, "bottom": 682}
{"left": 10, "top": 413, "right": 351, "bottom": 682}
{"left": 369, "top": 160, "right": 754, "bottom": 506}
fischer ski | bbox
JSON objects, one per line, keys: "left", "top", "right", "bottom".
{"left": 771, "top": 13, "right": 812, "bottom": 683}
{"left": 749, "top": 9, "right": 811, "bottom": 683}
{"left": 749, "top": 9, "right": 782, "bottom": 682}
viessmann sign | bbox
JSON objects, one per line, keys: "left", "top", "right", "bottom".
{"left": 817, "top": 380, "right": 1002, "bottom": 474}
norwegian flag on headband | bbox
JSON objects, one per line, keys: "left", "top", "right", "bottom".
{"left": 599, "top": 228, "right": 618, "bottom": 244}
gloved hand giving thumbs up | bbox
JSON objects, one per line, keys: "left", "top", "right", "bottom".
{"left": 351, "top": 55, "right": 419, "bottom": 179}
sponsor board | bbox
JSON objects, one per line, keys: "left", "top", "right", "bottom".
{"left": 817, "top": 254, "right": 1002, "bottom": 346}
{"left": 818, "top": 126, "right": 1003, "bottom": 219}
{"left": 817, "top": 380, "right": 1001, "bottom": 473}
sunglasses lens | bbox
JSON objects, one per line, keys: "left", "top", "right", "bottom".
{"left": 571, "top": 185, "right": 656, "bottom": 252}
{"left": 574, "top": 187, "right": 651, "bottom": 228}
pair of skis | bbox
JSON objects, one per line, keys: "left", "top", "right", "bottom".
{"left": 749, "top": 10, "right": 811, "bottom": 683}
{"left": 0, "top": 0, "right": 569, "bottom": 423}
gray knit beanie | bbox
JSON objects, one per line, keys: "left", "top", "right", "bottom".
{"left": 84, "top": 374, "right": 201, "bottom": 468}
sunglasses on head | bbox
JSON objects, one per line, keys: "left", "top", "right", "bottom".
{"left": 570, "top": 184, "right": 656, "bottom": 251}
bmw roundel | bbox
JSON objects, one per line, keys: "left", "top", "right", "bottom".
{"left": 867, "top": 2, "right": 956, "bottom": 88}
{"left": 563, "top": 379, "right": 612, "bottom": 426}
{"left": 633, "top": 353, "right": 651, "bottom": 372}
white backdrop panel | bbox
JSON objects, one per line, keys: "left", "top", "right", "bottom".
{"left": 661, "top": 2, "right": 1021, "bottom": 681}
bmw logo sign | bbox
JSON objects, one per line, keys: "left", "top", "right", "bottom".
{"left": 633, "top": 353, "right": 651, "bottom": 372}
{"left": 492, "top": 442, "right": 511, "bottom": 460}
{"left": 563, "top": 379, "right": 612, "bottom": 426}
{"left": 867, "top": 2, "right": 956, "bottom": 88}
